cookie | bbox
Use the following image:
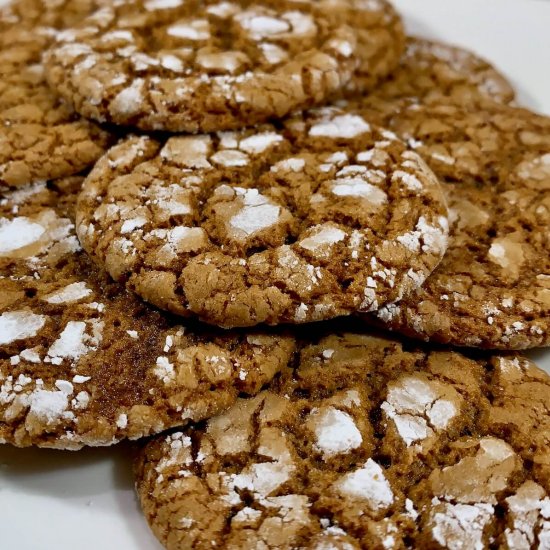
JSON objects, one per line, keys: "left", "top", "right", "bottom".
{"left": 0, "top": 1, "right": 114, "bottom": 189}
{"left": 0, "top": 180, "right": 295, "bottom": 449}
{"left": 370, "top": 36, "right": 515, "bottom": 105}
{"left": 44, "top": 0, "right": 404, "bottom": 133}
{"left": 134, "top": 330, "right": 550, "bottom": 550}
{"left": 355, "top": 100, "right": 550, "bottom": 349}
{"left": 0, "top": 0, "right": 102, "bottom": 28}
{"left": 76, "top": 107, "right": 449, "bottom": 328}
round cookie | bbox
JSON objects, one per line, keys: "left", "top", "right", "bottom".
{"left": 358, "top": 100, "right": 550, "bottom": 349}
{"left": 0, "top": 1, "right": 114, "bottom": 189}
{"left": 370, "top": 36, "right": 515, "bottom": 105}
{"left": 44, "top": 0, "right": 404, "bottom": 133}
{"left": 76, "top": 107, "right": 449, "bottom": 328}
{"left": 134, "top": 330, "right": 550, "bottom": 550}
{"left": 0, "top": 180, "right": 295, "bottom": 449}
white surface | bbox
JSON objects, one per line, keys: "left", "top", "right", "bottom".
{"left": 0, "top": 1, "right": 549, "bottom": 549}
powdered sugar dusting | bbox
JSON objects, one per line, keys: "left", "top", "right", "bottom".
{"left": 308, "top": 407, "right": 362, "bottom": 458}
{"left": 221, "top": 427, "right": 295, "bottom": 505}
{"left": 210, "top": 149, "right": 249, "bottom": 167}
{"left": 238, "top": 132, "right": 283, "bottom": 154}
{"left": 0, "top": 311, "right": 46, "bottom": 345}
{"left": 110, "top": 79, "right": 144, "bottom": 115}
{"left": 392, "top": 170, "right": 423, "bottom": 191}
{"left": 0, "top": 217, "right": 46, "bottom": 254}
{"left": 145, "top": 0, "right": 183, "bottom": 10}
{"left": 334, "top": 459, "right": 394, "bottom": 511}
{"left": 28, "top": 388, "right": 71, "bottom": 426}
{"left": 229, "top": 189, "right": 282, "bottom": 237}
{"left": 236, "top": 11, "right": 290, "bottom": 39}
{"left": 381, "top": 376, "right": 458, "bottom": 446}
{"left": 396, "top": 216, "right": 448, "bottom": 254}
{"left": 331, "top": 177, "right": 388, "bottom": 205}
{"left": 504, "top": 481, "right": 550, "bottom": 549}
{"left": 430, "top": 500, "right": 494, "bottom": 550}
{"left": 299, "top": 224, "right": 347, "bottom": 252}
{"left": 44, "top": 282, "right": 93, "bottom": 304}
{"left": 166, "top": 19, "right": 210, "bottom": 41}
{"left": 160, "top": 135, "right": 212, "bottom": 169}
{"left": 46, "top": 320, "right": 103, "bottom": 364}
{"left": 309, "top": 114, "right": 371, "bottom": 139}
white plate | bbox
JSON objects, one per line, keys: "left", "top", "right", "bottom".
{"left": 0, "top": 1, "right": 549, "bottom": 548}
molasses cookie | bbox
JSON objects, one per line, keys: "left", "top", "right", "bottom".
{"left": 76, "top": 107, "right": 449, "bottom": 328}
{"left": 0, "top": 180, "right": 295, "bottom": 449}
{"left": 359, "top": 100, "right": 550, "bottom": 349}
{"left": 372, "top": 37, "right": 515, "bottom": 105}
{"left": 44, "top": 0, "right": 404, "bottom": 132}
{"left": 135, "top": 330, "right": 550, "bottom": 549}
{"left": 0, "top": 0, "right": 114, "bottom": 189}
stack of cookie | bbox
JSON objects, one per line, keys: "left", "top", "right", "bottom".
{"left": 0, "top": 0, "right": 548, "bottom": 548}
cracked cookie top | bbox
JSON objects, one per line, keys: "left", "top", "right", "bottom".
{"left": 0, "top": 0, "right": 114, "bottom": 189}
{"left": 44, "top": 0, "right": 404, "bottom": 132}
{"left": 76, "top": 107, "right": 448, "bottom": 328}
{"left": 0, "top": 0, "right": 105, "bottom": 28}
{"left": 0, "top": 179, "right": 295, "bottom": 449}
{"left": 371, "top": 37, "right": 515, "bottom": 106}
{"left": 357, "top": 100, "right": 550, "bottom": 349}
{"left": 135, "top": 331, "right": 550, "bottom": 550}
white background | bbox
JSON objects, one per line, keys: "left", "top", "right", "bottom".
{"left": 0, "top": 0, "right": 549, "bottom": 548}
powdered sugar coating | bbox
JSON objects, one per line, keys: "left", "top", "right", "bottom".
{"left": 0, "top": 217, "right": 45, "bottom": 253}
{"left": 44, "top": 0, "right": 404, "bottom": 132}
{"left": 77, "top": 107, "right": 448, "bottom": 328}
{"left": 308, "top": 406, "right": 362, "bottom": 458}
{"left": 43, "top": 281, "right": 93, "bottom": 304}
{"left": 505, "top": 481, "right": 550, "bottom": 549}
{"left": 227, "top": 188, "right": 283, "bottom": 239}
{"left": 334, "top": 459, "right": 394, "bottom": 511}
{"left": 309, "top": 114, "right": 371, "bottom": 139}
{"left": 381, "top": 375, "right": 460, "bottom": 448}
{"left": 0, "top": 210, "right": 79, "bottom": 264}
{"left": 0, "top": 311, "right": 46, "bottom": 345}
{"left": 429, "top": 501, "right": 494, "bottom": 550}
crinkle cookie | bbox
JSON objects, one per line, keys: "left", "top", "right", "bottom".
{"left": 355, "top": 100, "right": 550, "bottom": 349}
{"left": 76, "top": 107, "right": 449, "bottom": 328}
{"left": 370, "top": 36, "right": 515, "bottom": 105}
{"left": 44, "top": 0, "right": 404, "bottom": 133}
{"left": 0, "top": 0, "right": 104, "bottom": 29}
{"left": 0, "top": 2, "right": 114, "bottom": 189}
{"left": 135, "top": 331, "right": 550, "bottom": 550}
{"left": 0, "top": 179, "right": 295, "bottom": 449}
